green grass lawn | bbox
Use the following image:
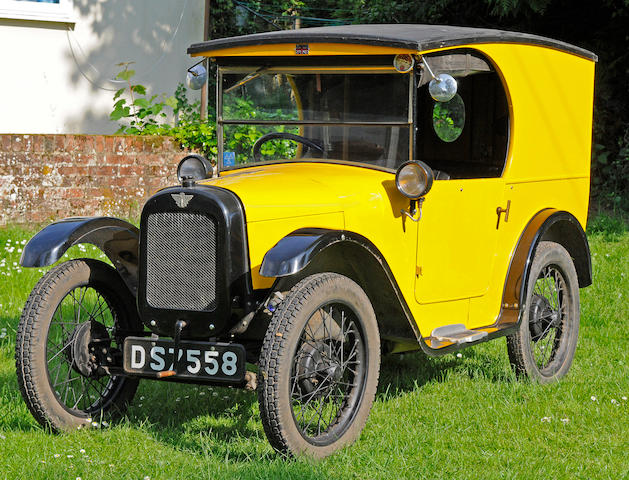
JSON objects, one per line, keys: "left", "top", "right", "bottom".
{"left": 0, "top": 225, "right": 627, "bottom": 479}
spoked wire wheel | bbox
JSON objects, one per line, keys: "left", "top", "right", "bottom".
{"left": 290, "top": 303, "right": 366, "bottom": 442}
{"left": 528, "top": 265, "right": 567, "bottom": 371}
{"left": 258, "top": 273, "right": 380, "bottom": 458}
{"left": 507, "top": 242, "right": 580, "bottom": 383}
{"left": 16, "top": 259, "right": 140, "bottom": 431}
{"left": 46, "top": 285, "right": 120, "bottom": 414}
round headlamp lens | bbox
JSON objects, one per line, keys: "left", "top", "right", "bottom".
{"left": 177, "top": 155, "right": 211, "bottom": 182}
{"left": 395, "top": 161, "right": 433, "bottom": 199}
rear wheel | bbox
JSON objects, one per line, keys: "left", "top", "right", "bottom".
{"left": 506, "top": 241, "right": 580, "bottom": 383}
{"left": 258, "top": 273, "right": 380, "bottom": 458}
{"left": 16, "top": 259, "right": 140, "bottom": 430}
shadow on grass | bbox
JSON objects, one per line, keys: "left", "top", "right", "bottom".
{"left": 123, "top": 379, "right": 264, "bottom": 458}
{"left": 377, "top": 342, "right": 514, "bottom": 399}
{"left": 121, "top": 344, "right": 513, "bottom": 459}
{"left": 1, "top": 312, "right": 513, "bottom": 462}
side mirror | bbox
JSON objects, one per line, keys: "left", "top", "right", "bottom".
{"left": 395, "top": 161, "right": 434, "bottom": 199}
{"left": 186, "top": 63, "right": 207, "bottom": 90}
{"left": 421, "top": 57, "right": 458, "bottom": 102}
{"left": 429, "top": 73, "right": 458, "bottom": 102}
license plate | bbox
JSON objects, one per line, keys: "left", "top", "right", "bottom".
{"left": 123, "top": 337, "right": 246, "bottom": 382}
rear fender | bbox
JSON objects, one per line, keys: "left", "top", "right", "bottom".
{"left": 497, "top": 209, "right": 592, "bottom": 328}
{"left": 20, "top": 217, "right": 139, "bottom": 296}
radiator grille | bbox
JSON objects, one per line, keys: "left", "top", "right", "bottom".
{"left": 145, "top": 212, "right": 217, "bottom": 312}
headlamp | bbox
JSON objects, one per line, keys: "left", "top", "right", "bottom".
{"left": 177, "top": 154, "right": 212, "bottom": 184}
{"left": 395, "top": 161, "right": 434, "bottom": 199}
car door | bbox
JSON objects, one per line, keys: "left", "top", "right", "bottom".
{"left": 414, "top": 177, "right": 504, "bottom": 304}
{"left": 412, "top": 53, "right": 510, "bottom": 316}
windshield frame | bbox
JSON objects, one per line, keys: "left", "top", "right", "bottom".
{"left": 216, "top": 65, "right": 415, "bottom": 174}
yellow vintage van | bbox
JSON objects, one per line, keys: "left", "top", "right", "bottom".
{"left": 17, "top": 25, "right": 596, "bottom": 458}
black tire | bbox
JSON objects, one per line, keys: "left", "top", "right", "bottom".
{"left": 506, "top": 241, "right": 580, "bottom": 383}
{"left": 258, "top": 273, "right": 380, "bottom": 458}
{"left": 15, "top": 258, "right": 140, "bottom": 431}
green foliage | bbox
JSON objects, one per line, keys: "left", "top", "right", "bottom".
{"left": 172, "top": 83, "right": 203, "bottom": 125}
{"left": 110, "top": 65, "right": 217, "bottom": 159}
{"left": 587, "top": 213, "right": 628, "bottom": 241}
{"left": 167, "top": 83, "right": 218, "bottom": 158}
{"left": 591, "top": 131, "right": 629, "bottom": 212}
{"left": 432, "top": 97, "right": 464, "bottom": 143}
{"left": 223, "top": 97, "right": 298, "bottom": 165}
{"left": 109, "top": 69, "right": 297, "bottom": 163}
{"left": 486, "top": 0, "right": 553, "bottom": 16}
{"left": 171, "top": 122, "right": 217, "bottom": 159}
{"left": 109, "top": 63, "right": 176, "bottom": 135}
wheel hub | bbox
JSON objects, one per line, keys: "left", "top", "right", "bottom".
{"left": 68, "top": 321, "right": 110, "bottom": 377}
{"left": 326, "top": 363, "right": 343, "bottom": 382}
{"left": 295, "top": 342, "right": 342, "bottom": 395}
{"left": 529, "top": 294, "right": 555, "bottom": 340}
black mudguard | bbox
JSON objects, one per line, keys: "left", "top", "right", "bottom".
{"left": 20, "top": 217, "right": 139, "bottom": 296}
{"left": 502, "top": 209, "right": 592, "bottom": 316}
{"left": 260, "top": 228, "right": 421, "bottom": 343}
{"left": 260, "top": 228, "right": 344, "bottom": 277}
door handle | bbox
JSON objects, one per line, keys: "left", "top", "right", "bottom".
{"left": 496, "top": 200, "right": 511, "bottom": 229}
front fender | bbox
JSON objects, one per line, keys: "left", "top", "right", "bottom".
{"left": 260, "top": 228, "right": 345, "bottom": 277}
{"left": 260, "top": 228, "right": 420, "bottom": 342}
{"left": 20, "top": 217, "right": 139, "bottom": 296}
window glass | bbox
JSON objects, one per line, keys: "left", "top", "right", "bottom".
{"left": 223, "top": 72, "right": 409, "bottom": 123}
{"left": 0, "top": 0, "right": 73, "bottom": 22}
{"left": 417, "top": 51, "right": 509, "bottom": 179}
{"left": 223, "top": 124, "right": 409, "bottom": 168}
{"left": 432, "top": 94, "right": 465, "bottom": 143}
{"left": 220, "top": 70, "right": 411, "bottom": 169}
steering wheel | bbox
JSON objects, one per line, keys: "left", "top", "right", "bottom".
{"left": 252, "top": 132, "right": 324, "bottom": 162}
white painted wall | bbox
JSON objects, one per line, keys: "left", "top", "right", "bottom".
{"left": 0, "top": 0, "right": 204, "bottom": 134}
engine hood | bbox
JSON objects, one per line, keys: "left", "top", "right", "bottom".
{"left": 199, "top": 162, "right": 396, "bottom": 223}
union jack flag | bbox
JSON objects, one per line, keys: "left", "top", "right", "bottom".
{"left": 295, "top": 44, "right": 309, "bottom": 55}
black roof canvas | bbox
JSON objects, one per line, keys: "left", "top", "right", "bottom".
{"left": 188, "top": 24, "right": 597, "bottom": 61}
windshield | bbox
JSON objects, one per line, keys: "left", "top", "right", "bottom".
{"left": 218, "top": 68, "right": 412, "bottom": 171}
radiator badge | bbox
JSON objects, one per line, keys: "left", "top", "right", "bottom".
{"left": 171, "top": 192, "right": 193, "bottom": 208}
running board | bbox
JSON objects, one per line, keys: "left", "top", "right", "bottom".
{"left": 429, "top": 324, "right": 489, "bottom": 349}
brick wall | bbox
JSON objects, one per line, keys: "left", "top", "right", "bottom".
{"left": 0, "top": 134, "right": 187, "bottom": 225}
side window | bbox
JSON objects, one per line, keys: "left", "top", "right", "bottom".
{"left": 432, "top": 94, "right": 465, "bottom": 143}
{"left": 417, "top": 51, "right": 509, "bottom": 179}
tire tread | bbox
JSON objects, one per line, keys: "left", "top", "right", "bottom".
{"left": 15, "top": 258, "right": 139, "bottom": 431}
{"left": 258, "top": 272, "right": 379, "bottom": 457}
{"left": 506, "top": 241, "right": 580, "bottom": 383}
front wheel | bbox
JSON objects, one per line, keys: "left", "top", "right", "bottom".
{"left": 15, "top": 259, "right": 141, "bottom": 430}
{"left": 506, "top": 241, "right": 580, "bottom": 383}
{"left": 258, "top": 273, "right": 380, "bottom": 458}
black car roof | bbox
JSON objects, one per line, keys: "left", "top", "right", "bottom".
{"left": 188, "top": 24, "right": 597, "bottom": 61}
